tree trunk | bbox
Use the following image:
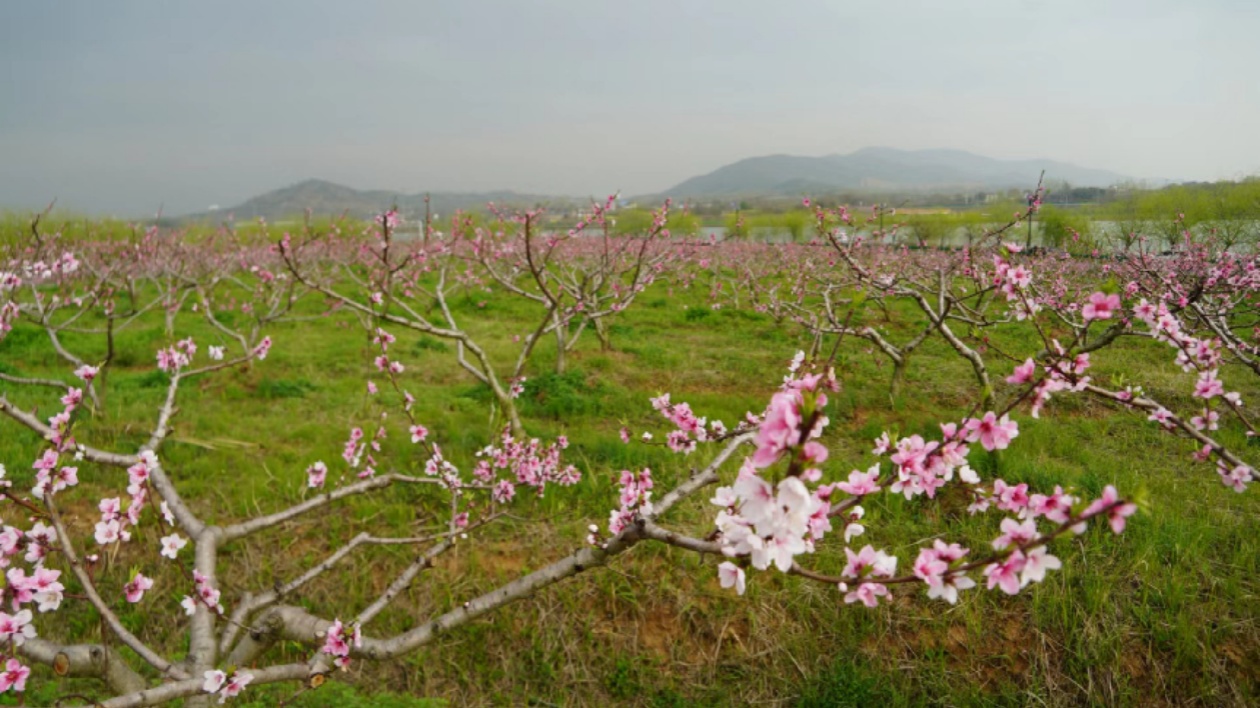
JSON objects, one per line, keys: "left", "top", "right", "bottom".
{"left": 553, "top": 318, "right": 567, "bottom": 375}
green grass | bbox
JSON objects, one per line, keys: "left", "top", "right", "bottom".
{"left": 0, "top": 272, "right": 1257, "bottom": 707}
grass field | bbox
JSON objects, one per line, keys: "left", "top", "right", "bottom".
{"left": 1, "top": 271, "right": 1258, "bottom": 707}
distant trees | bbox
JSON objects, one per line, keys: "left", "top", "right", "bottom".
{"left": 902, "top": 214, "right": 952, "bottom": 248}
{"left": 1096, "top": 180, "right": 1260, "bottom": 251}
{"left": 1037, "top": 206, "right": 1094, "bottom": 251}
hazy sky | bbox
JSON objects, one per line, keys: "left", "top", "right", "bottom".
{"left": 2, "top": 0, "right": 1258, "bottom": 216}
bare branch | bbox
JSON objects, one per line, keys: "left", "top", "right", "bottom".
{"left": 219, "top": 474, "right": 445, "bottom": 544}
{"left": 44, "top": 497, "right": 187, "bottom": 680}
{"left": 20, "top": 638, "right": 147, "bottom": 696}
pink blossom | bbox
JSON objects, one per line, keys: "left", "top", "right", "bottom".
{"left": 1083, "top": 485, "right": 1136, "bottom": 533}
{"left": 1019, "top": 547, "right": 1062, "bottom": 586}
{"left": 752, "top": 391, "right": 801, "bottom": 468}
{"left": 1148, "top": 407, "right": 1175, "bottom": 429}
{"left": 842, "top": 545, "right": 897, "bottom": 579}
{"left": 94, "top": 519, "right": 122, "bottom": 545}
{"left": 666, "top": 430, "right": 695, "bottom": 454}
{"left": 1006, "top": 358, "right": 1036, "bottom": 385}
{"left": 801, "top": 440, "right": 829, "bottom": 464}
{"left": 0, "top": 659, "right": 30, "bottom": 693}
{"left": 992, "top": 518, "right": 1038, "bottom": 550}
{"left": 124, "top": 573, "right": 154, "bottom": 603}
{"left": 984, "top": 551, "right": 1026, "bottom": 594}
{"left": 29, "top": 567, "right": 65, "bottom": 612}
{"left": 871, "top": 432, "right": 891, "bottom": 455}
{"left": 1133, "top": 299, "right": 1158, "bottom": 322}
{"left": 1218, "top": 464, "right": 1252, "bottom": 493}
{"left": 788, "top": 350, "right": 805, "bottom": 374}
{"left": 1081, "top": 292, "right": 1121, "bottom": 321}
{"left": 1008, "top": 264, "right": 1032, "bottom": 288}
{"left": 963, "top": 412, "right": 1019, "bottom": 452}
{"left": 252, "top": 336, "right": 272, "bottom": 360}
{"left": 927, "top": 572, "right": 976, "bottom": 604}
{"left": 718, "top": 561, "right": 746, "bottom": 595}
{"left": 0, "top": 526, "right": 23, "bottom": 561}
{"left": 710, "top": 485, "right": 738, "bottom": 508}
{"left": 1189, "top": 408, "right": 1220, "bottom": 431}
{"left": 203, "top": 670, "right": 226, "bottom": 695}
{"left": 492, "top": 479, "right": 516, "bottom": 504}
{"left": 60, "top": 387, "right": 83, "bottom": 408}
{"left": 732, "top": 472, "right": 775, "bottom": 522}
{"left": 916, "top": 540, "right": 973, "bottom": 603}
{"left": 842, "top": 505, "right": 866, "bottom": 543}
{"left": 322, "top": 618, "right": 354, "bottom": 667}
{"left": 32, "top": 449, "right": 58, "bottom": 473}
{"left": 161, "top": 533, "right": 188, "bottom": 559}
{"left": 835, "top": 466, "right": 881, "bottom": 496}
{"left": 192, "top": 570, "right": 223, "bottom": 613}
{"left": 99, "top": 497, "right": 122, "bottom": 522}
{"left": 1193, "top": 370, "right": 1224, "bottom": 399}
{"left": 5, "top": 569, "right": 33, "bottom": 605}
{"left": 306, "top": 461, "right": 328, "bottom": 489}
{"left": 753, "top": 529, "right": 807, "bottom": 573}
{"left": 0, "top": 609, "right": 34, "bottom": 646}
{"left": 844, "top": 582, "right": 888, "bottom": 607}
{"left": 376, "top": 209, "right": 401, "bottom": 229}
{"left": 992, "top": 479, "right": 1030, "bottom": 513}
{"left": 1193, "top": 444, "right": 1213, "bottom": 462}
{"left": 1028, "top": 486, "right": 1075, "bottom": 523}
{"left": 912, "top": 548, "right": 949, "bottom": 587}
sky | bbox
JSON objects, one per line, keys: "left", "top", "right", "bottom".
{"left": 2, "top": 0, "right": 1258, "bottom": 216}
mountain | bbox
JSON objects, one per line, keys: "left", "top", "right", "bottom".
{"left": 183, "top": 179, "right": 575, "bottom": 222}
{"left": 180, "top": 147, "right": 1131, "bottom": 222}
{"left": 657, "top": 147, "right": 1129, "bottom": 198}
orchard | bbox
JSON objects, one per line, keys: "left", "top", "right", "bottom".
{"left": 0, "top": 196, "right": 1257, "bottom": 706}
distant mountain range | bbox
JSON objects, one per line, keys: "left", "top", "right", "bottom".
{"left": 183, "top": 180, "right": 578, "bottom": 222}
{"left": 653, "top": 147, "right": 1129, "bottom": 198}
{"left": 184, "top": 148, "right": 1131, "bottom": 221}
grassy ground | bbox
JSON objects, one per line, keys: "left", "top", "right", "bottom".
{"left": 1, "top": 274, "right": 1258, "bottom": 707}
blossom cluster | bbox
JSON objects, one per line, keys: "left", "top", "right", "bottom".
{"left": 472, "top": 428, "right": 580, "bottom": 494}
{"left": 1012, "top": 341, "right": 1094, "bottom": 419}
{"left": 1129, "top": 296, "right": 1254, "bottom": 491}
{"left": 156, "top": 338, "right": 199, "bottom": 372}
{"left": 0, "top": 476, "right": 66, "bottom": 694}
{"left": 320, "top": 618, "right": 363, "bottom": 669}
{"left": 93, "top": 450, "right": 161, "bottom": 547}
{"left": 990, "top": 252, "right": 1040, "bottom": 320}
{"left": 203, "top": 668, "right": 254, "bottom": 704}
{"left": 686, "top": 355, "right": 1135, "bottom": 610}
{"left": 607, "top": 468, "right": 654, "bottom": 535}
{"left": 182, "top": 569, "right": 224, "bottom": 616}
{"left": 709, "top": 371, "right": 835, "bottom": 580}
{"left": 649, "top": 393, "right": 727, "bottom": 454}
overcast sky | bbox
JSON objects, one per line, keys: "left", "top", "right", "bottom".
{"left": 2, "top": 0, "right": 1258, "bottom": 216}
